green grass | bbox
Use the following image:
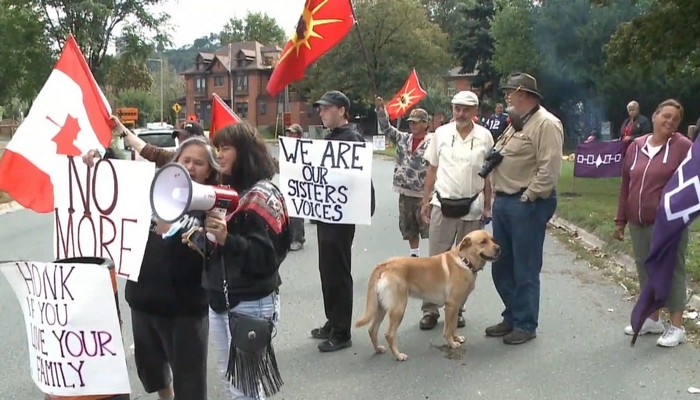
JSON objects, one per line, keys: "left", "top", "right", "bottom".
{"left": 374, "top": 145, "right": 396, "bottom": 157}
{"left": 556, "top": 160, "right": 700, "bottom": 282}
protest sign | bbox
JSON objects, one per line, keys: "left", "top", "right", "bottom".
{"left": 373, "top": 135, "right": 386, "bottom": 151}
{"left": 53, "top": 157, "right": 154, "bottom": 281}
{"left": 278, "top": 137, "right": 373, "bottom": 225}
{"left": 0, "top": 259, "right": 130, "bottom": 396}
{"left": 574, "top": 140, "right": 625, "bottom": 178}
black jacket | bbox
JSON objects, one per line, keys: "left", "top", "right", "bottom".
{"left": 204, "top": 180, "right": 291, "bottom": 312}
{"left": 325, "top": 123, "right": 376, "bottom": 216}
{"left": 125, "top": 213, "right": 209, "bottom": 318}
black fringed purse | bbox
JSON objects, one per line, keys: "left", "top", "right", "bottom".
{"left": 221, "top": 254, "right": 283, "bottom": 398}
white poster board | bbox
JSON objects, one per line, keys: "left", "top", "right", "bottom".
{"left": 53, "top": 157, "right": 155, "bottom": 281}
{"left": 372, "top": 135, "right": 386, "bottom": 151}
{"left": 278, "top": 137, "right": 373, "bottom": 225}
{"left": 0, "top": 260, "right": 130, "bottom": 396}
{"left": 601, "top": 121, "right": 611, "bottom": 140}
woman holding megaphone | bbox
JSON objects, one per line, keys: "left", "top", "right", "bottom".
{"left": 191, "top": 122, "right": 290, "bottom": 400}
{"left": 83, "top": 135, "right": 221, "bottom": 400}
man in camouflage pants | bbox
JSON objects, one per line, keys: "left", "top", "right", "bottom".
{"left": 376, "top": 97, "right": 432, "bottom": 258}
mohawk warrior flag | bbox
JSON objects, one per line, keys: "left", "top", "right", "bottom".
{"left": 385, "top": 69, "right": 428, "bottom": 120}
{"left": 266, "top": 0, "right": 355, "bottom": 96}
{"left": 573, "top": 140, "right": 625, "bottom": 178}
{"left": 630, "top": 139, "right": 700, "bottom": 344}
{"left": 210, "top": 93, "right": 242, "bottom": 136}
{"left": 0, "top": 35, "right": 113, "bottom": 213}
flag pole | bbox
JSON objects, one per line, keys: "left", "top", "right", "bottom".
{"left": 349, "top": 0, "right": 379, "bottom": 96}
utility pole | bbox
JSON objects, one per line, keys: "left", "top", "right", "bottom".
{"left": 148, "top": 58, "right": 164, "bottom": 123}
{"left": 229, "top": 43, "right": 234, "bottom": 109}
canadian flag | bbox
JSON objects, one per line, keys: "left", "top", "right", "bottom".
{"left": 0, "top": 35, "right": 113, "bottom": 213}
{"left": 209, "top": 92, "right": 242, "bottom": 136}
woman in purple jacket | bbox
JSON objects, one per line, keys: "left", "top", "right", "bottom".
{"left": 614, "top": 99, "right": 693, "bottom": 347}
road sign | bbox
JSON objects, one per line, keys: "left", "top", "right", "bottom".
{"left": 172, "top": 103, "right": 182, "bottom": 113}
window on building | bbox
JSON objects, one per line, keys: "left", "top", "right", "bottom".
{"left": 447, "top": 81, "right": 456, "bottom": 97}
{"left": 259, "top": 101, "right": 267, "bottom": 115}
{"left": 236, "top": 75, "right": 248, "bottom": 91}
{"left": 195, "top": 77, "right": 206, "bottom": 93}
{"left": 235, "top": 102, "right": 248, "bottom": 118}
{"left": 214, "top": 76, "right": 225, "bottom": 87}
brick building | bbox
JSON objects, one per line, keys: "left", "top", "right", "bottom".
{"left": 181, "top": 41, "right": 322, "bottom": 131}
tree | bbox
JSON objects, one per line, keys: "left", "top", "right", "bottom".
{"left": 449, "top": 0, "right": 498, "bottom": 99}
{"left": 220, "top": 12, "right": 286, "bottom": 46}
{"left": 491, "top": 0, "right": 539, "bottom": 79}
{"left": 36, "top": 0, "right": 170, "bottom": 83}
{"left": 114, "top": 88, "right": 157, "bottom": 127}
{"left": 299, "top": 0, "right": 452, "bottom": 116}
{"left": 0, "top": 0, "right": 53, "bottom": 105}
{"left": 591, "top": 0, "right": 698, "bottom": 73}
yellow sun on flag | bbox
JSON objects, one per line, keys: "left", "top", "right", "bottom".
{"left": 278, "top": 0, "right": 345, "bottom": 63}
{"left": 389, "top": 88, "right": 420, "bottom": 115}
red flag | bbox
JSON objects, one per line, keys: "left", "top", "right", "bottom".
{"left": 385, "top": 69, "right": 428, "bottom": 120}
{"left": 266, "top": 0, "right": 355, "bottom": 96}
{"left": 0, "top": 35, "right": 113, "bottom": 213}
{"left": 210, "top": 93, "right": 242, "bottom": 136}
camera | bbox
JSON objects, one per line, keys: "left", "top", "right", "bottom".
{"left": 478, "top": 148, "right": 504, "bottom": 178}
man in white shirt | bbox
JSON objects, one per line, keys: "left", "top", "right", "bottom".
{"left": 418, "top": 91, "right": 495, "bottom": 330}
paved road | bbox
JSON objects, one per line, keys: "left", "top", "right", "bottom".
{"left": 1, "top": 148, "right": 699, "bottom": 399}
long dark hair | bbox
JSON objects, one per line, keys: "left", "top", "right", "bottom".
{"left": 213, "top": 122, "right": 277, "bottom": 191}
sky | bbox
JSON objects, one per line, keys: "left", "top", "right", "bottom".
{"left": 152, "top": 0, "right": 305, "bottom": 48}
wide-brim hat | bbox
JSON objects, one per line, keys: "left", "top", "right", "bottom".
{"left": 501, "top": 72, "right": 543, "bottom": 99}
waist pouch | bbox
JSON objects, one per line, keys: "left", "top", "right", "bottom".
{"left": 436, "top": 191, "right": 480, "bottom": 218}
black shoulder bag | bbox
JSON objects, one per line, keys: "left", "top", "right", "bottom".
{"left": 435, "top": 191, "right": 481, "bottom": 218}
{"left": 222, "top": 253, "right": 283, "bottom": 397}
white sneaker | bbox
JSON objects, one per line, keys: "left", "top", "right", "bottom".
{"left": 624, "top": 317, "right": 665, "bottom": 336}
{"left": 656, "top": 325, "right": 686, "bottom": 347}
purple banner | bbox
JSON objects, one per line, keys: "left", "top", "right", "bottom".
{"left": 573, "top": 141, "right": 625, "bottom": 178}
{"left": 630, "top": 139, "right": 700, "bottom": 342}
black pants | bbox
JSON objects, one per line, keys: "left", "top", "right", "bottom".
{"left": 317, "top": 222, "right": 356, "bottom": 339}
{"left": 131, "top": 309, "right": 209, "bottom": 399}
{"left": 290, "top": 216, "right": 305, "bottom": 243}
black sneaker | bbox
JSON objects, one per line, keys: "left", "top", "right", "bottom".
{"left": 419, "top": 314, "right": 438, "bottom": 330}
{"left": 311, "top": 322, "right": 331, "bottom": 339}
{"left": 485, "top": 321, "right": 513, "bottom": 337}
{"left": 503, "top": 330, "right": 536, "bottom": 345}
{"left": 318, "top": 336, "right": 352, "bottom": 352}
{"left": 457, "top": 313, "right": 466, "bottom": 328}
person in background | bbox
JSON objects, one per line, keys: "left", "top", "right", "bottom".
{"left": 486, "top": 72, "right": 563, "bottom": 345}
{"left": 172, "top": 120, "right": 206, "bottom": 144}
{"left": 375, "top": 97, "right": 432, "bottom": 258}
{"left": 614, "top": 99, "right": 693, "bottom": 347}
{"left": 419, "top": 90, "right": 494, "bottom": 331}
{"left": 309, "top": 90, "right": 375, "bottom": 352}
{"left": 485, "top": 103, "right": 509, "bottom": 141}
{"left": 201, "top": 122, "right": 290, "bottom": 399}
{"left": 620, "top": 100, "right": 652, "bottom": 142}
{"left": 285, "top": 123, "right": 306, "bottom": 251}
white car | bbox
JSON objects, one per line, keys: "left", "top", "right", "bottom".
{"left": 126, "top": 128, "right": 178, "bottom": 161}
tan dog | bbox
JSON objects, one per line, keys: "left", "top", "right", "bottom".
{"left": 355, "top": 230, "right": 500, "bottom": 361}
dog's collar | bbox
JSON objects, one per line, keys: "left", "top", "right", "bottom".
{"left": 459, "top": 256, "right": 480, "bottom": 274}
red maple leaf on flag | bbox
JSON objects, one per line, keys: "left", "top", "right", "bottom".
{"left": 385, "top": 69, "right": 428, "bottom": 120}
{"left": 48, "top": 114, "right": 82, "bottom": 156}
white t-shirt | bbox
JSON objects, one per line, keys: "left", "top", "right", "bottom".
{"left": 423, "top": 122, "right": 494, "bottom": 221}
{"left": 642, "top": 136, "right": 663, "bottom": 159}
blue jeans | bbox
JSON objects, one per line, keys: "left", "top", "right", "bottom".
{"left": 491, "top": 193, "right": 557, "bottom": 333}
{"left": 209, "top": 292, "right": 280, "bottom": 400}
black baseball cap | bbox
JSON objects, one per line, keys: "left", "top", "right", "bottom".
{"left": 314, "top": 90, "right": 351, "bottom": 110}
{"left": 172, "top": 121, "right": 204, "bottom": 139}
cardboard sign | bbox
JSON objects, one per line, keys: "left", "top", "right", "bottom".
{"left": 0, "top": 260, "right": 130, "bottom": 396}
{"left": 373, "top": 135, "right": 386, "bottom": 151}
{"left": 53, "top": 157, "right": 154, "bottom": 281}
{"left": 278, "top": 137, "right": 373, "bottom": 225}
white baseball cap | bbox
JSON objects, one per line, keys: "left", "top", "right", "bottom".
{"left": 451, "top": 91, "right": 479, "bottom": 106}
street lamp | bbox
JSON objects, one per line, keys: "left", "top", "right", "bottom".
{"left": 148, "top": 58, "right": 164, "bottom": 123}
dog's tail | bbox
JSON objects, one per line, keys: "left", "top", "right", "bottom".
{"left": 355, "top": 263, "right": 387, "bottom": 328}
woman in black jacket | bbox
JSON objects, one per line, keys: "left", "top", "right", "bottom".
{"left": 199, "top": 122, "right": 290, "bottom": 399}
{"left": 126, "top": 137, "right": 221, "bottom": 400}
